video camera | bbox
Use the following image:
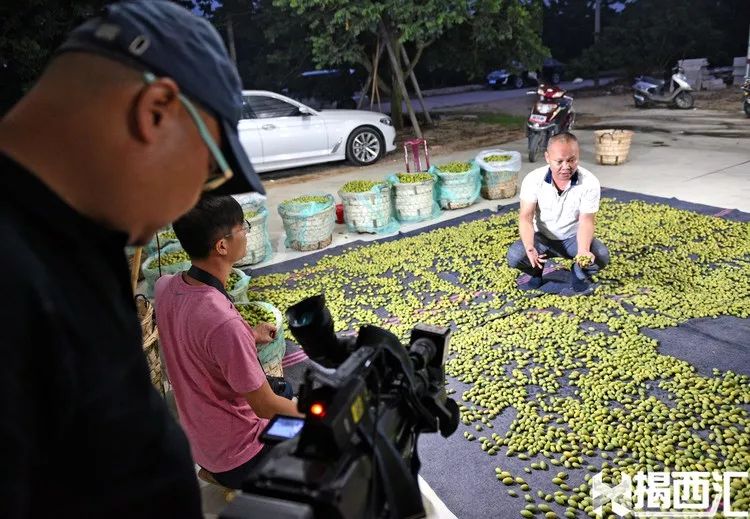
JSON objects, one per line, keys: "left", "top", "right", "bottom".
{"left": 220, "top": 294, "right": 460, "bottom": 519}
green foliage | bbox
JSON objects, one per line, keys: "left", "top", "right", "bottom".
{"left": 475, "top": 113, "right": 527, "bottom": 127}
{"left": 419, "top": 0, "right": 548, "bottom": 84}
{"left": 570, "top": 0, "right": 745, "bottom": 76}
{"left": 0, "top": 0, "right": 108, "bottom": 111}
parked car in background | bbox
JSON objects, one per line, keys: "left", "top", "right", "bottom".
{"left": 486, "top": 61, "right": 532, "bottom": 89}
{"left": 486, "top": 58, "right": 566, "bottom": 89}
{"left": 540, "top": 58, "right": 566, "bottom": 85}
{"left": 239, "top": 90, "right": 396, "bottom": 173}
{"left": 283, "top": 68, "right": 364, "bottom": 110}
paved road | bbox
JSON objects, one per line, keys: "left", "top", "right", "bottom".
{"left": 376, "top": 77, "right": 617, "bottom": 113}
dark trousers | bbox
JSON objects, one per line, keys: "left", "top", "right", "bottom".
{"left": 210, "top": 377, "right": 294, "bottom": 489}
{"left": 506, "top": 232, "right": 610, "bottom": 281}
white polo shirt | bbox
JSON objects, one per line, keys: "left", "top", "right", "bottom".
{"left": 519, "top": 165, "right": 601, "bottom": 240}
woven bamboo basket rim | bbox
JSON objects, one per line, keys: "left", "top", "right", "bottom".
{"left": 594, "top": 128, "right": 634, "bottom": 143}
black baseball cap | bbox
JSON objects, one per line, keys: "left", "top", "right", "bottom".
{"left": 57, "top": 0, "right": 264, "bottom": 195}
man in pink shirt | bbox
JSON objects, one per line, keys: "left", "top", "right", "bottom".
{"left": 155, "top": 195, "right": 301, "bottom": 489}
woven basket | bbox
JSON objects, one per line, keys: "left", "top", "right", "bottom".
{"left": 236, "top": 301, "right": 286, "bottom": 377}
{"left": 481, "top": 174, "right": 518, "bottom": 200}
{"left": 594, "top": 129, "right": 634, "bottom": 165}
{"left": 135, "top": 295, "right": 164, "bottom": 395}
{"left": 279, "top": 200, "right": 335, "bottom": 251}
{"left": 236, "top": 210, "right": 269, "bottom": 266}
{"left": 393, "top": 179, "right": 435, "bottom": 222}
{"left": 436, "top": 169, "right": 478, "bottom": 210}
{"left": 339, "top": 184, "right": 393, "bottom": 233}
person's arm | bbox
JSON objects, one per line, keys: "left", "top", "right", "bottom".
{"left": 209, "top": 318, "right": 302, "bottom": 419}
{"left": 576, "top": 177, "right": 601, "bottom": 262}
{"left": 519, "top": 200, "right": 546, "bottom": 269}
{"left": 577, "top": 212, "right": 596, "bottom": 260}
{"left": 244, "top": 383, "right": 303, "bottom": 419}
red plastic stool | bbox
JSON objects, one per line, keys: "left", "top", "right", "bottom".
{"left": 403, "top": 138, "right": 430, "bottom": 172}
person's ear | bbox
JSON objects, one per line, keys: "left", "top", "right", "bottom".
{"left": 214, "top": 237, "right": 230, "bottom": 257}
{"left": 130, "top": 77, "right": 181, "bottom": 144}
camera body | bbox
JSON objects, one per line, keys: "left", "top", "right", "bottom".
{"left": 220, "top": 295, "right": 459, "bottom": 519}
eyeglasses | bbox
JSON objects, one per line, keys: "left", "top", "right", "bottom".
{"left": 223, "top": 219, "right": 251, "bottom": 239}
{"left": 143, "top": 72, "right": 234, "bottom": 192}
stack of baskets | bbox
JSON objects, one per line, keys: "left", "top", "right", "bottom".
{"left": 594, "top": 129, "right": 635, "bottom": 165}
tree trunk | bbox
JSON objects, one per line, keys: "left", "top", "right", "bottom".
{"left": 390, "top": 70, "right": 404, "bottom": 129}
{"left": 399, "top": 43, "right": 432, "bottom": 125}
{"left": 380, "top": 21, "right": 421, "bottom": 137}
{"left": 226, "top": 14, "right": 237, "bottom": 65}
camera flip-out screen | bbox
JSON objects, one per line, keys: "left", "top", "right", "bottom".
{"left": 261, "top": 415, "right": 305, "bottom": 444}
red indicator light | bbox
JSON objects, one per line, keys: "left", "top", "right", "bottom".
{"left": 310, "top": 402, "right": 326, "bottom": 417}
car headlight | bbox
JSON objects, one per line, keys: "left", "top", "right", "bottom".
{"left": 380, "top": 117, "right": 393, "bottom": 126}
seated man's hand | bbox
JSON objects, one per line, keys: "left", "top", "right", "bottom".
{"left": 253, "top": 322, "right": 277, "bottom": 344}
{"left": 526, "top": 248, "right": 547, "bottom": 270}
{"left": 575, "top": 251, "right": 595, "bottom": 267}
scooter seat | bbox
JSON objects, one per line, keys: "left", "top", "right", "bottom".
{"left": 639, "top": 76, "right": 665, "bottom": 86}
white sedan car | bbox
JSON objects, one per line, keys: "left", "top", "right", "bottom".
{"left": 239, "top": 90, "right": 397, "bottom": 173}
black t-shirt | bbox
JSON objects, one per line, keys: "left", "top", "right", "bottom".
{"left": 0, "top": 154, "right": 202, "bottom": 518}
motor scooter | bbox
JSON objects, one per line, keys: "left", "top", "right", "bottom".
{"left": 632, "top": 67, "right": 694, "bottom": 109}
{"left": 526, "top": 84, "right": 575, "bottom": 162}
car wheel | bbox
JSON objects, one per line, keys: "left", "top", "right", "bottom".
{"left": 513, "top": 76, "right": 525, "bottom": 89}
{"left": 346, "top": 126, "right": 383, "bottom": 166}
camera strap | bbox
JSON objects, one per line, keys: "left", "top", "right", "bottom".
{"left": 186, "top": 265, "right": 234, "bottom": 302}
{"left": 368, "top": 423, "right": 425, "bottom": 519}
{"left": 185, "top": 265, "right": 289, "bottom": 393}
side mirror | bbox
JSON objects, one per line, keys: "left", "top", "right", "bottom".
{"left": 298, "top": 106, "right": 313, "bottom": 116}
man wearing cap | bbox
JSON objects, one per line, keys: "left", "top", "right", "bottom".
{"left": 0, "top": 2, "right": 263, "bottom": 517}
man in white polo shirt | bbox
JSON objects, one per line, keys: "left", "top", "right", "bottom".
{"left": 506, "top": 132, "right": 609, "bottom": 295}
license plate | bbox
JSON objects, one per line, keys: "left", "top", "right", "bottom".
{"left": 489, "top": 79, "right": 496, "bottom": 85}
{"left": 529, "top": 114, "right": 546, "bottom": 124}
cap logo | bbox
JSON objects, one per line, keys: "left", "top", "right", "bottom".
{"left": 128, "top": 35, "right": 150, "bottom": 56}
{"left": 94, "top": 23, "right": 120, "bottom": 42}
